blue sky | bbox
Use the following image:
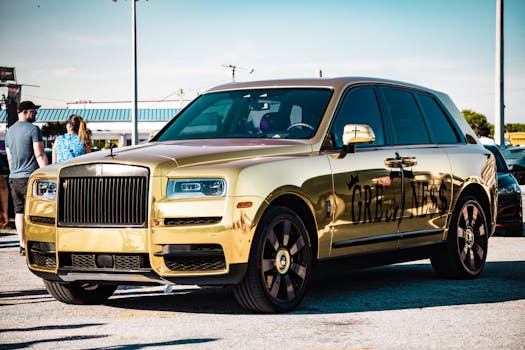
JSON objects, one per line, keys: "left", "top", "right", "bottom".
{"left": 1, "top": 0, "right": 524, "bottom": 123}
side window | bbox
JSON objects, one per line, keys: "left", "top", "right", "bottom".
{"left": 381, "top": 87, "right": 430, "bottom": 145}
{"left": 415, "top": 93, "right": 460, "bottom": 144}
{"left": 330, "top": 86, "right": 385, "bottom": 148}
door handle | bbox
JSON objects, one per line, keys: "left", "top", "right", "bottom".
{"left": 385, "top": 155, "right": 417, "bottom": 168}
{"left": 384, "top": 158, "right": 403, "bottom": 168}
{"left": 401, "top": 156, "right": 417, "bottom": 167}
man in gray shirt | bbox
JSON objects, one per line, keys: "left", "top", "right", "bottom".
{"left": 5, "top": 101, "right": 48, "bottom": 255}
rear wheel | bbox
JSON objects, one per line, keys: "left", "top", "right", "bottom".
{"left": 431, "top": 195, "right": 489, "bottom": 279}
{"left": 234, "top": 206, "right": 312, "bottom": 313}
{"left": 44, "top": 280, "right": 117, "bottom": 305}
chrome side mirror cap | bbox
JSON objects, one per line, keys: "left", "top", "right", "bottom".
{"left": 342, "top": 124, "right": 376, "bottom": 145}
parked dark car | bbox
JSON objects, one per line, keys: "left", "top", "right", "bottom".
{"left": 485, "top": 145, "right": 523, "bottom": 236}
{"left": 501, "top": 146, "right": 525, "bottom": 185}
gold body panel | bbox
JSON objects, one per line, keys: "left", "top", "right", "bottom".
{"left": 23, "top": 77, "right": 497, "bottom": 286}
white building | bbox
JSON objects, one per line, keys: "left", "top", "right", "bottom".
{"left": 0, "top": 99, "right": 191, "bottom": 147}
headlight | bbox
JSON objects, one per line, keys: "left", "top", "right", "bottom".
{"left": 498, "top": 183, "right": 520, "bottom": 195}
{"left": 167, "top": 178, "right": 227, "bottom": 198}
{"left": 33, "top": 179, "right": 57, "bottom": 199}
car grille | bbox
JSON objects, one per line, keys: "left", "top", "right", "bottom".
{"left": 27, "top": 241, "right": 57, "bottom": 268}
{"left": 161, "top": 245, "right": 227, "bottom": 272}
{"left": 164, "top": 255, "right": 227, "bottom": 271}
{"left": 58, "top": 164, "right": 149, "bottom": 228}
{"left": 30, "top": 251, "right": 57, "bottom": 268}
{"left": 59, "top": 253, "right": 150, "bottom": 270}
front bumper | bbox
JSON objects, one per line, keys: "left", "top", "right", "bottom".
{"left": 28, "top": 262, "right": 248, "bottom": 286}
{"left": 25, "top": 220, "right": 254, "bottom": 286}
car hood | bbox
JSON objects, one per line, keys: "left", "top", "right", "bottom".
{"left": 497, "top": 172, "right": 520, "bottom": 189}
{"left": 48, "top": 139, "right": 314, "bottom": 176}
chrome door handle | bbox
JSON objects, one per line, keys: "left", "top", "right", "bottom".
{"left": 401, "top": 156, "right": 417, "bottom": 167}
{"left": 385, "top": 158, "right": 403, "bottom": 168}
{"left": 385, "top": 156, "right": 417, "bottom": 168}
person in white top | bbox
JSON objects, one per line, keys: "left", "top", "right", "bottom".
{"left": 477, "top": 125, "right": 496, "bottom": 145}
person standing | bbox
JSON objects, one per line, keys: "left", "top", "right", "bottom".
{"left": 5, "top": 101, "right": 48, "bottom": 255}
{"left": 0, "top": 176, "right": 8, "bottom": 228}
{"left": 52, "top": 114, "right": 91, "bottom": 164}
{"left": 477, "top": 125, "right": 496, "bottom": 145}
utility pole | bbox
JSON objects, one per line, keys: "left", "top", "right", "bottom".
{"left": 131, "top": 0, "right": 139, "bottom": 145}
{"left": 178, "top": 88, "right": 184, "bottom": 109}
{"left": 495, "top": 0, "right": 504, "bottom": 146}
{"left": 113, "top": 0, "right": 140, "bottom": 145}
{"left": 222, "top": 64, "right": 254, "bottom": 82}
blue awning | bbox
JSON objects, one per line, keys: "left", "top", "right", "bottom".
{"left": 0, "top": 108, "right": 179, "bottom": 123}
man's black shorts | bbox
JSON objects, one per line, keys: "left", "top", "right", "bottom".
{"left": 9, "top": 178, "right": 29, "bottom": 214}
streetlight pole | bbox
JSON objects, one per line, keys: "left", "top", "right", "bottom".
{"left": 131, "top": 0, "right": 139, "bottom": 145}
{"left": 495, "top": 0, "right": 504, "bottom": 146}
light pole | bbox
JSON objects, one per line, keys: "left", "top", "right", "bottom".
{"left": 495, "top": 0, "right": 504, "bottom": 146}
{"left": 131, "top": 0, "right": 138, "bottom": 145}
{"left": 114, "top": 0, "right": 140, "bottom": 145}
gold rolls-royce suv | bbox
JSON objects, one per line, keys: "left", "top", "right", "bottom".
{"left": 25, "top": 77, "right": 497, "bottom": 313}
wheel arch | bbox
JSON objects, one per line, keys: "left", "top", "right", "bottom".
{"left": 267, "top": 194, "right": 319, "bottom": 264}
{"left": 450, "top": 182, "right": 494, "bottom": 237}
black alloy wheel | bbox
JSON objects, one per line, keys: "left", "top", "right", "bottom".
{"left": 431, "top": 195, "right": 488, "bottom": 279}
{"left": 234, "top": 206, "right": 312, "bottom": 313}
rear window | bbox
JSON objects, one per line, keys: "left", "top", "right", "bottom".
{"left": 381, "top": 87, "right": 431, "bottom": 145}
{"left": 416, "top": 93, "right": 460, "bottom": 144}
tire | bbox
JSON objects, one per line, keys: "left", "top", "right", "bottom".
{"left": 431, "top": 195, "right": 489, "bottom": 279}
{"left": 43, "top": 280, "right": 117, "bottom": 305}
{"left": 233, "top": 206, "right": 312, "bottom": 313}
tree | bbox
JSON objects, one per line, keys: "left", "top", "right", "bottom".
{"left": 505, "top": 123, "right": 525, "bottom": 132}
{"left": 461, "top": 109, "right": 493, "bottom": 137}
{"left": 41, "top": 122, "right": 67, "bottom": 147}
{"left": 461, "top": 109, "right": 525, "bottom": 136}
{"left": 461, "top": 109, "right": 489, "bottom": 129}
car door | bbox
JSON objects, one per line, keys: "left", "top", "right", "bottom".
{"left": 325, "top": 86, "right": 404, "bottom": 257}
{"left": 378, "top": 87, "right": 454, "bottom": 248}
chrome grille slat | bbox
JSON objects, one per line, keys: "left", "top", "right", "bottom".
{"left": 58, "top": 164, "right": 149, "bottom": 228}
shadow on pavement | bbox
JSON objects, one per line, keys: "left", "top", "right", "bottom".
{"left": 3, "top": 332, "right": 217, "bottom": 350}
{"left": 1, "top": 335, "right": 109, "bottom": 350}
{"left": 82, "top": 338, "right": 219, "bottom": 350}
{"left": 0, "top": 323, "right": 105, "bottom": 333}
{"left": 105, "top": 260, "right": 525, "bottom": 315}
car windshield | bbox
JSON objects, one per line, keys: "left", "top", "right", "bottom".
{"left": 154, "top": 88, "right": 333, "bottom": 141}
{"left": 501, "top": 147, "right": 525, "bottom": 161}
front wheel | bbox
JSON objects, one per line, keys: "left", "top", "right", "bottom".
{"left": 431, "top": 196, "right": 489, "bottom": 279}
{"left": 234, "top": 206, "right": 312, "bottom": 313}
{"left": 44, "top": 280, "right": 117, "bottom": 305}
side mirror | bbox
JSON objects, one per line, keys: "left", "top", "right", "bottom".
{"left": 338, "top": 124, "right": 376, "bottom": 159}
{"left": 342, "top": 124, "right": 376, "bottom": 145}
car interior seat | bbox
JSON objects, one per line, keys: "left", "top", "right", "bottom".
{"left": 259, "top": 112, "right": 290, "bottom": 133}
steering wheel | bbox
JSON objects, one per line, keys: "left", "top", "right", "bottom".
{"left": 286, "top": 123, "right": 315, "bottom": 132}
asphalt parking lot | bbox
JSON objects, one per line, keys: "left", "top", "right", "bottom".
{"left": 0, "top": 222, "right": 524, "bottom": 350}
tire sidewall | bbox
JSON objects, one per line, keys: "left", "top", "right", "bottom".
{"left": 449, "top": 195, "right": 488, "bottom": 278}
{"left": 252, "top": 206, "right": 312, "bottom": 312}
